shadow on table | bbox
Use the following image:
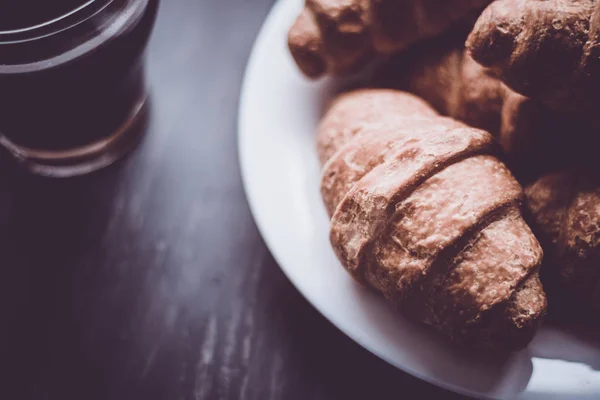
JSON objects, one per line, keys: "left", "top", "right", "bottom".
{"left": 0, "top": 106, "right": 155, "bottom": 400}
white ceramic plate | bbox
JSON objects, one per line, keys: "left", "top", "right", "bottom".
{"left": 238, "top": 1, "right": 600, "bottom": 398}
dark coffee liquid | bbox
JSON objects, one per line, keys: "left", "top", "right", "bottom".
{"left": 0, "top": 0, "right": 158, "bottom": 151}
{"left": 0, "top": 0, "right": 92, "bottom": 31}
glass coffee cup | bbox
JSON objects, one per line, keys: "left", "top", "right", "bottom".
{"left": 0, "top": 0, "right": 159, "bottom": 177}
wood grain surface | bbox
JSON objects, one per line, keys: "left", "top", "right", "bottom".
{"left": 0, "top": 1, "right": 467, "bottom": 399}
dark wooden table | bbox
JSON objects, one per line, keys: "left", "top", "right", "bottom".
{"left": 0, "top": 1, "right": 467, "bottom": 399}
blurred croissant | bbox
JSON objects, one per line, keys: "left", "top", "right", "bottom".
{"left": 288, "top": 0, "right": 492, "bottom": 78}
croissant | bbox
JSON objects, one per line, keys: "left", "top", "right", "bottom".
{"left": 526, "top": 172, "right": 600, "bottom": 320}
{"left": 373, "top": 34, "right": 541, "bottom": 167}
{"left": 288, "top": 0, "right": 492, "bottom": 78}
{"left": 372, "top": 33, "right": 600, "bottom": 183}
{"left": 467, "top": 0, "right": 600, "bottom": 114}
{"left": 318, "top": 89, "right": 547, "bottom": 350}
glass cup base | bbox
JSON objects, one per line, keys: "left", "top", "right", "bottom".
{"left": 0, "top": 95, "right": 149, "bottom": 178}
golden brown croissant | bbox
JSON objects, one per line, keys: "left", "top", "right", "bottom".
{"left": 318, "top": 88, "right": 547, "bottom": 350}
{"left": 288, "top": 0, "right": 492, "bottom": 78}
